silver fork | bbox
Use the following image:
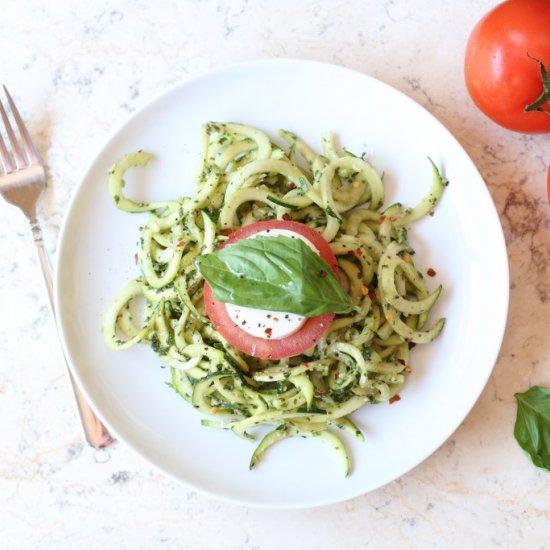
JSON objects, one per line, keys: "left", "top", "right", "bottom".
{"left": 0, "top": 86, "right": 113, "bottom": 448}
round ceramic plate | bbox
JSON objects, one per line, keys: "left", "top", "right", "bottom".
{"left": 55, "top": 59, "right": 509, "bottom": 508}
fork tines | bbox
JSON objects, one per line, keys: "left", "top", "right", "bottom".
{"left": 0, "top": 86, "right": 40, "bottom": 173}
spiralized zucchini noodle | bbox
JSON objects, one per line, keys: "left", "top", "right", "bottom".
{"left": 103, "top": 122, "right": 448, "bottom": 475}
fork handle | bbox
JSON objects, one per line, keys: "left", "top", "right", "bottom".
{"left": 30, "top": 220, "right": 114, "bottom": 449}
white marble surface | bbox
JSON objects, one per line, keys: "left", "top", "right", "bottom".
{"left": 1, "top": 0, "right": 549, "bottom": 548}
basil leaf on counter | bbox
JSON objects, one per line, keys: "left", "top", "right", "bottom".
{"left": 196, "top": 235, "right": 353, "bottom": 316}
{"left": 514, "top": 385, "right": 550, "bottom": 472}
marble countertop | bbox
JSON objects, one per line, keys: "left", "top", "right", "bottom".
{"left": 1, "top": 0, "right": 549, "bottom": 548}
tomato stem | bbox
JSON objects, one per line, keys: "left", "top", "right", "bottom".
{"left": 524, "top": 54, "right": 550, "bottom": 115}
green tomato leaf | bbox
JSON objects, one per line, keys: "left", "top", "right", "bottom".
{"left": 524, "top": 55, "right": 550, "bottom": 114}
{"left": 196, "top": 235, "right": 353, "bottom": 317}
{"left": 514, "top": 385, "right": 550, "bottom": 472}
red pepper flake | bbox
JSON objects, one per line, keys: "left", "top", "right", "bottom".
{"left": 378, "top": 215, "right": 386, "bottom": 223}
{"left": 427, "top": 267, "right": 437, "bottom": 277}
{"left": 390, "top": 215, "right": 398, "bottom": 222}
{"left": 287, "top": 182, "right": 296, "bottom": 190}
{"left": 407, "top": 341, "right": 416, "bottom": 350}
{"left": 264, "top": 327, "right": 272, "bottom": 337}
{"left": 368, "top": 290, "right": 377, "bottom": 301}
{"left": 219, "top": 228, "right": 233, "bottom": 236}
{"left": 282, "top": 213, "right": 292, "bottom": 221}
{"left": 134, "top": 253, "right": 138, "bottom": 265}
{"left": 346, "top": 249, "right": 362, "bottom": 257}
{"left": 317, "top": 270, "right": 327, "bottom": 278}
{"left": 389, "top": 395, "right": 401, "bottom": 404}
{"left": 397, "top": 358, "right": 406, "bottom": 366}
{"left": 176, "top": 240, "right": 186, "bottom": 247}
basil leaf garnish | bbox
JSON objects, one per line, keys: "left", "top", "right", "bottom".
{"left": 196, "top": 235, "right": 353, "bottom": 316}
{"left": 514, "top": 386, "right": 550, "bottom": 472}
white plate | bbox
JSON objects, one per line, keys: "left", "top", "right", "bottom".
{"left": 55, "top": 59, "right": 509, "bottom": 508}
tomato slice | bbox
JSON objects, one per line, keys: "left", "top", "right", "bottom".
{"left": 203, "top": 220, "right": 340, "bottom": 360}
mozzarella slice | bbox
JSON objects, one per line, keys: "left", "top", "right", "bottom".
{"left": 226, "top": 303, "right": 306, "bottom": 340}
{"left": 225, "top": 228, "right": 318, "bottom": 340}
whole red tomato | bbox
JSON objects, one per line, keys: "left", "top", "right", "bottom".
{"left": 464, "top": 0, "right": 550, "bottom": 133}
